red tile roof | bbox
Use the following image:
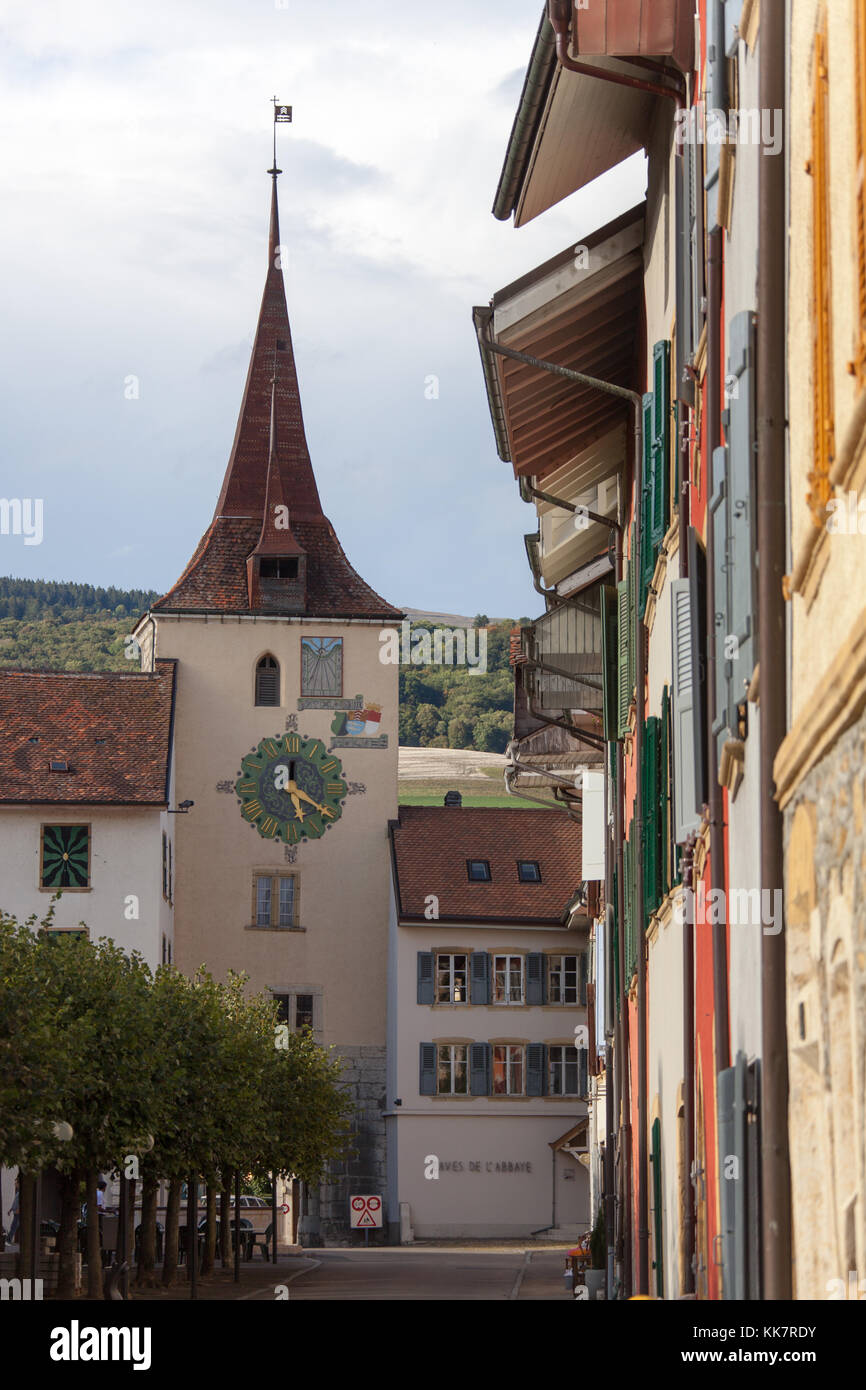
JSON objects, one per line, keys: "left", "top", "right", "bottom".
{"left": 389, "top": 805, "right": 584, "bottom": 923}
{"left": 0, "top": 660, "right": 176, "bottom": 804}
{"left": 154, "top": 177, "right": 400, "bottom": 622}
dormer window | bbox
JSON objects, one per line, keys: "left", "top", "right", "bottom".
{"left": 260, "top": 556, "right": 299, "bottom": 579}
{"left": 255, "top": 655, "right": 280, "bottom": 706}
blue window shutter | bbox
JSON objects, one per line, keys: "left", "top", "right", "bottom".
{"left": 710, "top": 444, "right": 732, "bottom": 758}
{"left": 470, "top": 951, "right": 490, "bottom": 1005}
{"left": 470, "top": 1042, "right": 490, "bottom": 1096}
{"left": 526, "top": 1043, "right": 546, "bottom": 1097}
{"left": 526, "top": 952, "right": 545, "bottom": 1005}
{"left": 417, "top": 951, "right": 435, "bottom": 1006}
{"left": 725, "top": 0, "right": 745, "bottom": 57}
{"left": 671, "top": 578, "right": 702, "bottom": 842}
{"left": 725, "top": 310, "right": 758, "bottom": 730}
{"left": 616, "top": 576, "right": 631, "bottom": 738}
{"left": 730, "top": 1050, "right": 748, "bottom": 1301}
{"left": 577, "top": 1047, "right": 589, "bottom": 1099}
{"left": 419, "top": 1043, "right": 436, "bottom": 1096}
{"left": 717, "top": 1064, "right": 736, "bottom": 1298}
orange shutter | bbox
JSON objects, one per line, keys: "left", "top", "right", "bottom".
{"left": 807, "top": 20, "right": 836, "bottom": 528}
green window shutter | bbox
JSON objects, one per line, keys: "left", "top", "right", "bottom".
{"left": 600, "top": 584, "right": 618, "bottom": 741}
{"left": 470, "top": 951, "right": 490, "bottom": 1005}
{"left": 710, "top": 443, "right": 733, "bottom": 760}
{"left": 612, "top": 864, "right": 621, "bottom": 1014}
{"left": 660, "top": 686, "right": 672, "bottom": 895}
{"left": 640, "top": 392, "right": 654, "bottom": 615}
{"left": 470, "top": 1042, "right": 491, "bottom": 1096}
{"left": 526, "top": 1043, "right": 546, "bottom": 1097}
{"left": 651, "top": 1117, "right": 664, "bottom": 1297}
{"left": 643, "top": 717, "right": 661, "bottom": 921}
{"left": 725, "top": 310, "right": 758, "bottom": 731}
{"left": 417, "top": 952, "right": 435, "bottom": 1006}
{"left": 616, "top": 576, "right": 631, "bottom": 738}
{"left": 627, "top": 556, "right": 636, "bottom": 699}
{"left": 419, "top": 1043, "right": 436, "bottom": 1096}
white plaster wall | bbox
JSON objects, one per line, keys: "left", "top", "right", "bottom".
{"left": 647, "top": 897, "right": 685, "bottom": 1299}
{"left": 0, "top": 806, "right": 166, "bottom": 970}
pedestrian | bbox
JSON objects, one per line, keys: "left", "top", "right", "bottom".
{"left": 7, "top": 1177, "right": 20, "bottom": 1245}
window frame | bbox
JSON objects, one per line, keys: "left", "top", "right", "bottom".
{"left": 492, "top": 954, "right": 525, "bottom": 1006}
{"left": 254, "top": 654, "right": 281, "bottom": 708}
{"left": 250, "top": 872, "right": 300, "bottom": 929}
{"left": 517, "top": 860, "right": 541, "bottom": 883}
{"left": 271, "top": 990, "right": 321, "bottom": 1034}
{"left": 435, "top": 952, "right": 469, "bottom": 1005}
{"left": 435, "top": 1043, "right": 469, "bottom": 1096}
{"left": 547, "top": 953, "right": 580, "bottom": 1006}
{"left": 548, "top": 1044, "right": 581, "bottom": 1097}
{"left": 492, "top": 1043, "right": 526, "bottom": 1096}
{"left": 39, "top": 822, "right": 91, "bottom": 892}
{"left": 466, "top": 859, "right": 491, "bottom": 882}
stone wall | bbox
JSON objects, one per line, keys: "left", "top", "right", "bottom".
{"left": 783, "top": 711, "right": 866, "bottom": 1299}
{"left": 318, "top": 1045, "right": 387, "bottom": 1245}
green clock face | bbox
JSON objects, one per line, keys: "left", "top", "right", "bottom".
{"left": 235, "top": 734, "right": 347, "bottom": 844}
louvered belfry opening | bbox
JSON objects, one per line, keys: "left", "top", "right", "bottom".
{"left": 255, "top": 654, "right": 280, "bottom": 707}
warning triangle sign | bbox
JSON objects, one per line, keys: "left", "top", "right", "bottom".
{"left": 356, "top": 1210, "right": 377, "bottom": 1227}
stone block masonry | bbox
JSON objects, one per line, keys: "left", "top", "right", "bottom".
{"left": 319, "top": 1045, "right": 387, "bottom": 1244}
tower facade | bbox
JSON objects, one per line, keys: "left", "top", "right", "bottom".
{"left": 137, "top": 173, "right": 401, "bottom": 1243}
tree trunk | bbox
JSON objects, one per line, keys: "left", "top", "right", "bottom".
{"left": 200, "top": 1183, "right": 218, "bottom": 1275}
{"left": 56, "top": 1169, "right": 82, "bottom": 1300}
{"left": 161, "top": 1178, "right": 182, "bottom": 1288}
{"left": 86, "top": 1170, "right": 103, "bottom": 1299}
{"left": 136, "top": 1176, "right": 159, "bottom": 1287}
{"left": 126, "top": 1176, "right": 136, "bottom": 1270}
{"left": 219, "top": 1179, "right": 230, "bottom": 1267}
{"left": 17, "top": 1173, "right": 34, "bottom": 1281}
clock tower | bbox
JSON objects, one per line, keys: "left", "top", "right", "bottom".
{"left": 136, "top": 166, "right": 401, "bottom": 1244}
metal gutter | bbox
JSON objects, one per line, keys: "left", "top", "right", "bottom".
{"left": 492, "top": 12, "right": 559, "bottom": 222}
{"left": 547, "top": 0, "right": 687, "bottom": 110}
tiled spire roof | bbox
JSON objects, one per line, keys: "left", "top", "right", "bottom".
{"left": 154, "top": 175, "right": 400, "bottom": 620}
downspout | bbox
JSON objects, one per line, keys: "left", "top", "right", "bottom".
{"left": 633, "top": 402, "right": 650, "bottom": 1296}
{"left": 481, "top": 323, "right": 644, "bottom": 1295}
{"left": 757, "top": 0, "right": 792, "bottom": 1301}
{"left": 678, "top": 400, "right": 696, "bottom": 1295}
{"left": 706, "top": 228, "right": 731, "bottom": 1078}
{"left": 547, "top": 0, "right": 687, "bottom": 110}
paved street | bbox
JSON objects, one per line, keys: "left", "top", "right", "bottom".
{"left": 242, "top": 1245, "right": 572, "bottom": 1301}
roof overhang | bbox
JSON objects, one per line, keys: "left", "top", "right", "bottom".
{"left": 474, "top": 202, "right": 644, "bottom": 487}
{"left": 493, "top": 5, "right": 691, "bottom": 227}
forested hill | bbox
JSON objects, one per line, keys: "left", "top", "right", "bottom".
{"left": 0, "top": 576, "right": 159, "bottom": 622}
{"left": 0, "top": 581, "right": 525, "bottom": 751}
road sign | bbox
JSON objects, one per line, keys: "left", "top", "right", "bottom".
{"left": 349, "top": 1194, "right": 382, "bottom": 1229}
{"left": 279, "top": 1203, "right": 290, "bottom": 1215}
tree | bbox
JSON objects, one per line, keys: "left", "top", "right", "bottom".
{"left": 473, "top": 709, "right": 512, "bottom": 753}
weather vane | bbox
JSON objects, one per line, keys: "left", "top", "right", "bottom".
{"left": 269, "top": 96, "right": 293, "bottom": 175}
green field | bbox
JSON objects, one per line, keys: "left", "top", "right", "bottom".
{"left": 397, "top": 778, "right": 556, "bottom": 809}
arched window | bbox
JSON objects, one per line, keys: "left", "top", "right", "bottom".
{"left": 255, "top": 654, "right": 280, "bottom": 706}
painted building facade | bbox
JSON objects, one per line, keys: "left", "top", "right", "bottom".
{"left": 386, "top": 801, "right": 591, "bottom": 1241}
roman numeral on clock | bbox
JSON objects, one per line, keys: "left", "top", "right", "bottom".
{"left": 321, "top": 758, "right": 338, "bottom": 773}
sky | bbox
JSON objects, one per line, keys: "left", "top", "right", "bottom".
{"left": 0, "top": 0, "right": 646, "bottom": 620}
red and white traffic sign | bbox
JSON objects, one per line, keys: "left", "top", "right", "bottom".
{"left": 350, "top": 1194, "right": 382, "bottom": 1229}
{"left": 279, "top": 1202, "right": 290, "bottom": 1215}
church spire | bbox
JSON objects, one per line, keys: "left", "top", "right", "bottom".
{"left": 213, "top": 122, "right": 322, "bottom": 523}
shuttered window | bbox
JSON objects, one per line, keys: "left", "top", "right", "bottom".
{"left": 639, "top": 343, "right": 672, "bottom": 619}
{"left": 616, "top": 574, "right": 632, "bottom": 738}
{"left": 600, "top": 584, "right": 618, "bottom": 741}
{"left": 255, "top": 654, "right": 280, "bottom": 706}
{"left": 856, "top": 2, "right": 866, "bottom": 387}
{"left": 671, "top": 578, "right": 703, "bottom": 842}
{"left": 651, "top": 1117, "right": 664, "bottom": 1296}
{"left": 710, "top": 444, "right": 732, "bottom": 759}
{"left": 808, "top": 19, "right": 835, "bottom": 525}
